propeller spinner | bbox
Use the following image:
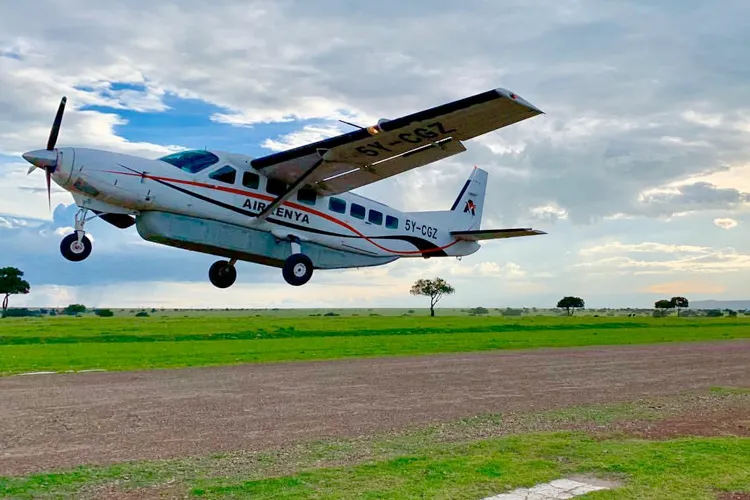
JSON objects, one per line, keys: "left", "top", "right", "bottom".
{"left": 22, "top": 96, "right": 67, "bottom": 210}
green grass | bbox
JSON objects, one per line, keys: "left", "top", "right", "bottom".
{"left": 189, "top": 434, "right": 750, "bottom": 499}
{"left": 2, "top": 390, "right": 748, "bottom": 499}
{"left": 1, "top": 315, "right": 749, "bottom": 375}
{"left": 2, "top": 434, "right": 747, "bottom": 499}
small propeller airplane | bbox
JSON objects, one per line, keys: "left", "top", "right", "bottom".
{"left": 21, "top": 87, "right": 547, "bottom": 287}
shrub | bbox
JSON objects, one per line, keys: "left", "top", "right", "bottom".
{"left": 95, "top": 309, "right": 114, "bottom": 317}
{"left": 2, "top": 308, "right": 41, "bottom": 318}
{"left": 63, "top": 304, "right": 86, "bottom": 315}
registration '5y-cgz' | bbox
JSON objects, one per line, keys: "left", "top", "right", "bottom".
{"left": 22, "top": 88, "right": 547, "bottom": 288}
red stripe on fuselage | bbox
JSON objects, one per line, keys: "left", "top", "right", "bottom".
{"left": 103, "top": 170, "right": 460, "bottom": 255}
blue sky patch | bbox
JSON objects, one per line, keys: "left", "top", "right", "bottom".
{"left": 77, "top": 91, "right": 331, "bottom": 156}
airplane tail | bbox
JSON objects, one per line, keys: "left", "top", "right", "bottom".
{"left": 449, "top": 167, "right": 487, "bottom": 231}
{"left": 404, "top": 167, "right": 546, "bottom": 245}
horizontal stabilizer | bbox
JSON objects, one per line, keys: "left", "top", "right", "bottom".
{"left": 451, "top": 228, "right": 546, "bottom": 241}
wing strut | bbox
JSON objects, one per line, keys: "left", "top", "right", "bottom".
{"left": 254, "top": 153, "right": 327, "bottom": 222}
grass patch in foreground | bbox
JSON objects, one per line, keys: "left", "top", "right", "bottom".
{"left": 190, "top": 433, "right": 750, "bottom": 499}
{"left": 1, "top": 316, "right": 748, "bottom": 375}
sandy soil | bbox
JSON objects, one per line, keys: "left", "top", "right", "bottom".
{"left": 1, "top": 340, "right": 748, "bottom": 475}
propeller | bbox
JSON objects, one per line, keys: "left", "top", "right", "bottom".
{"left": 23, "top": 96, "right": 67, "bottom": 210}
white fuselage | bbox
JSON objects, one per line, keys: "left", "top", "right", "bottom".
{"left": 49, "top": 147, "right": 480, "bottom": 264}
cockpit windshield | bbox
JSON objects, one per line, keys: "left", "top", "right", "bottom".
{"left": 158, "top": 150, "right": 219, "bottom": 174}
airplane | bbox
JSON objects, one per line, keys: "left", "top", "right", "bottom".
{"left": 21, "top": 87, "right": 547, "bottom": 288}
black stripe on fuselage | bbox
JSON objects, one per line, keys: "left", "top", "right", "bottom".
{"left": 151, "top": 178, "right": 447, "bottom": 256}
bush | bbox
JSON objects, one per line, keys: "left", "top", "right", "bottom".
{"left": 705, "top": 309, "right": 723, "bottom": 317}
{"left": 94, "top": 309, "right": 114, "bottom": 317}
{"left": 63, "top": 304, "right": 86, "bottom": 315}
{"left": 2, "top": 308, "right": 41, "bottom": 318}
{"left": 135, "top": 311, "right": 149, "bottom": 317}
{"left": 501, "top": 308, "right": 523, "bottom": 317}
{"left": 468, "top": 307, "right": 489, "bottom": 316}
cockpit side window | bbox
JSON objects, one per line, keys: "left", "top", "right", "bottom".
{"left": 209, "top": 165, "right": 237, "bottom": 185}
{"left": 158, "top": 150, "right": 219, "bottom": 174}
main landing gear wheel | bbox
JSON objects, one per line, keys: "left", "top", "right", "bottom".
{"left": 208, "top": 260, "right": 237, "bottom": 289}
{"left": 282, "top": 253, "right": 313, "bottom": 286}
{"left": 60, "top": 233, "right": 92, "bottom": 262}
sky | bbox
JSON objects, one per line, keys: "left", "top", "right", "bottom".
{"left": 1, "top": 0, "right": 749, "bottom": 309}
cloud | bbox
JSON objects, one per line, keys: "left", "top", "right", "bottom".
{"left": 641, "top": 281, "right": 728, "bottom": 296}
{"left": 637, "top": 182, "right": 749, "bottom": 218}
{"left": 577, "top": 240, "right": 750, "bottom": 275}
{"left": 714, "top": 217, "right": 739, "bottom": 230}
{"left": 261, "top": 123, "right": 345, "bottom": 152}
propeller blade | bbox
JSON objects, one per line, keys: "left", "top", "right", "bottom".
{"left": 45, "top": 167, "right": 52, "bottom": 211}
{"left": 27, "top": 165, "right": 37, "bottom": 175}
{"left": 46, "top": 96, "right": 67, "bottom": 151}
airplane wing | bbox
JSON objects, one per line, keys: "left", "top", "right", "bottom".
{"left": 250, "top": 87, "right": 543, "bottom": 198}
{"left": 450, "top": 228, "right": 547, "bottom": 241}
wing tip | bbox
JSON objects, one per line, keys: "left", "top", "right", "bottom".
{"left": 494, "top": 87, "right": 544, "bottom": 114}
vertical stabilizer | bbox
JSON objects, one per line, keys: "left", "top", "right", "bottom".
{"left": 449, "top": 167, "right": 487, "bottom": 231}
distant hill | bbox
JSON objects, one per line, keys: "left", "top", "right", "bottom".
{"left": 690, "top": 300, "right": 750, "bottom": 310}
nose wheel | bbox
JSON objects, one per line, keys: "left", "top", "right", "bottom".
{"left": 60, "top": 208, "right": 95, "bottom": 262}
{"left": 209, "top": 259, "right": 237, "bottom": 289}
{"left": 60, "top": 233, "right": 92, "bottom": 262}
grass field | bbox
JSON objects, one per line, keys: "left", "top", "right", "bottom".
{"left": 1, "top": 314, "right": 749, "bottom": 376}
{"left": 1, "top": 389, "right": 748, "bottom": 499}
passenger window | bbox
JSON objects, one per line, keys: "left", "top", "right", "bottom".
{"left": 368, "top": 210, "right": 383, "bottom": 225}
{"left": 242, "top": 171, "right": 259, "bottom": 189}
{"left": 297, "top": 188, "right": 317, "bottom": 206}
{"left": 351, "top": 203, "right": 365, "bottom": 220}
{"left": 329, "top": 197, "right": 346, "bottom": 214}
{"left": 386, "top": 215, "right": 399, "bottom": 229}
{"left": 209, "top": 165, "right": 236, "bottom": 184}
{"left": 266, "top": 178, "right": 287, "bottom": 196}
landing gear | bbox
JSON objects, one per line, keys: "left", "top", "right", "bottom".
{"left": 60, "top": 233, "right": 92, "bottom": 261}
{"left": 60, "top": 208, "right": 95, "bottom": 262}
{"left": 209, "top": 259, "right": 237, "bottom": 289}
{"left": 282, "top": 240, "right": 313, "bottom": 286}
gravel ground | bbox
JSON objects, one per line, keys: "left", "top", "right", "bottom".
{"left": 1, "top": 340, "right": 748, "bottom": 475}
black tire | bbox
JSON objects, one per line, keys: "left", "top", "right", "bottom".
{"left": 60, "top": 233, "right": 92, "bottom": 262}
{"left": 282, "top": 253, "right": 313, "bottom": 286}
{"left": 208, "top": 260, "right": 237, "bottom": 289}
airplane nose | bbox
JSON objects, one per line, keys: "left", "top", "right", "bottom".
{"left": 22, "top": 149, "right": 58, "bottom": 173}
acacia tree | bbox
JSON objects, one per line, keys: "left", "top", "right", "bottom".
{"left": 654, "top": 299, "right": 673, "bottom": 317}
{"left": 557, "top": 296, "right": 584, "bottom": 316}
{"left": 0, "top": 267, "right": 31, "bottom": 317}
{"left": 410, "top": 277, "right": 455, "bottom": 317}
{"left": 670, "top": 296, "right": 689, "bottom": 317}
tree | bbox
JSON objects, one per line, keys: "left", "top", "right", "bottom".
{"left": 670, "top": 296, "right": 689, "bottom": 317}
{"left": 556, "top": 296, "right": 585, "bottom": 316}
{"left": 654, "top": 299, "right": 673, "bottom": 315}
{"left": 0, "top": 267, "right": 31, "bottom": 317}
{"left": 410, "top": 278, "right": 455, "bottom": 317}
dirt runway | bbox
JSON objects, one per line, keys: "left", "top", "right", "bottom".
{"left": 1, "top": 340, "right": 749, "bottom": 475}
